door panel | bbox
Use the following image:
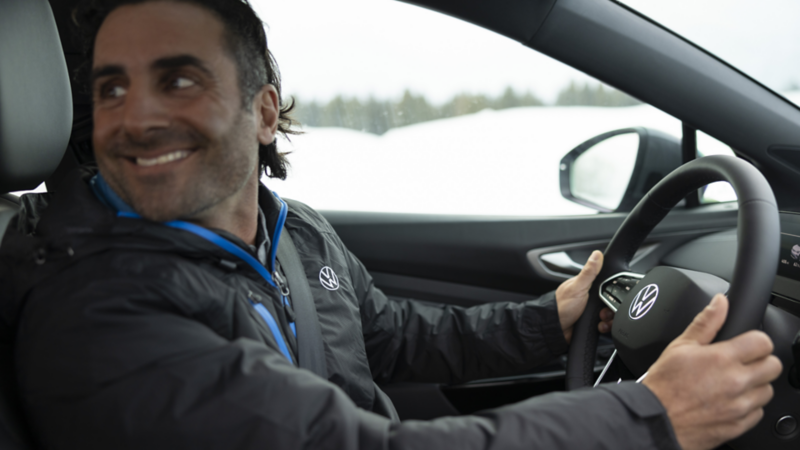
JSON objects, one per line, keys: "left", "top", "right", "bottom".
{"left": 324, "top": 202, "right": 738, "bottom": 296}
{"left": 322, "top": 202, "right": 738, "bottom": 417}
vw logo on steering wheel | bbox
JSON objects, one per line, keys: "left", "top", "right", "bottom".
{"left": 629, "top": 283, "right": 659, "bottom": 320}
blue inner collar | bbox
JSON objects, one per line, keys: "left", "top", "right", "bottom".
{"left": 89, "top": 172, "right": 136, "bottom": 214}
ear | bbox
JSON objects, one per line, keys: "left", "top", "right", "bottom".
{"left": 254, "top": 84, "right": 280, "bottom": 145}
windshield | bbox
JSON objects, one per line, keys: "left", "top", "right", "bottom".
{"left": 618, "top": 0, "right": 800, "bottom": 107}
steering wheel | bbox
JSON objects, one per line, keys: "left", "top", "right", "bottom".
{"left": 566, "top": 154, "right": 780, "bottom": 389}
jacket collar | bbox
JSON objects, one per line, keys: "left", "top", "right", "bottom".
{"left": 89, "top": 172, "right": 136, "bottom": 215}
{"left": 88, "top": 170, "right": 274, "bottom": 265}
{"left": 86, "top": 169, "right": 284, "bottom": 238}
{"left": 11, "top": 166, "right": 288, "bottom": 264}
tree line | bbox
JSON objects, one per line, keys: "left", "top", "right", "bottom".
{"left": 290, "top": 82, "right": 641, "bottom": 135}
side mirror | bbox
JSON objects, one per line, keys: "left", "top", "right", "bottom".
{"left": 559, "top": 127, "right": 682, "bottom": 212}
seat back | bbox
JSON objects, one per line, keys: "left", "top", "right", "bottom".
{"left": 0, "top": 0, "right": 74, "bottom": 448}
{"left": 0, "top": 196, "right": 19, "bottom": 243}
{"left": 0, "top": 195, "right": 27, "bottom": 449}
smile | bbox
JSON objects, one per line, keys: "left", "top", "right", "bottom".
{"left": 134, "top": 149, "right": 193, "bottom": 167}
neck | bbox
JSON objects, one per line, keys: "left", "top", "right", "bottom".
{"left": 185, "top": 166, "right": 260, "bottom": 245}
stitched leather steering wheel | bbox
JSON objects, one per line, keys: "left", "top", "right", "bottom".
{"left": 566, "top": 155, "right": 780, "bottom": 389}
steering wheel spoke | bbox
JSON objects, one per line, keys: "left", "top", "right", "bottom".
{"left": 598, "top": 272, "right": 645, "bottom": 313}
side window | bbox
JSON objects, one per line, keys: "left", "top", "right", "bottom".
{"left": 257, "top": 0, "right": 732, "bottom": 215}
{"left": 10, "top": 182, "right": 46, "bottom": 197}
{"left": 697, "top": 131, "right": 738, "bottom": 204}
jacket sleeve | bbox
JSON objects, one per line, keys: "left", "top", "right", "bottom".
{"left": 388, "top": 382, "right": 681, "bottom": 450}
{"left": 17, "top": 271, "right": 680, "bottom": 450}
{"left": 343, "top": 248, "right": 569, "bottom": 385}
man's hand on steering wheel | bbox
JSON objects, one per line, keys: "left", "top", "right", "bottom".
{"left": 555, "top": 250, "right": 613, "bottom": 343}
{"left": 556, "top": 252, "right": 782, "bottom": 450}
{"left": 643, "top": 294, "right": 782, "bottom": 450}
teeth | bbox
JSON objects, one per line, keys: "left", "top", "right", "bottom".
{"left": 136, "top": 150, "right": 192, "bottom": 167}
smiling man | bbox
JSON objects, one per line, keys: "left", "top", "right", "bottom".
{"left": 1, "top": 1, "right": 782, "bottom": 449}
{"left": 90, "top": 1, "right": 276, "bottom": 234}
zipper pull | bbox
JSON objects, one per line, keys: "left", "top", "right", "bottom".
{"left": 282, "top": 296, "right": 297, "bottom": 323}
{"left": 247, "top": 290, "right": 263, "bottom": 304}
{"left": 282, "top": 296, "right": 297, "bottom": 338}
{"left": 219, "top": 259, "right": 238, "bottom": 271}
{"left": 273, "top": 270, "right": 290, "bottom": 297}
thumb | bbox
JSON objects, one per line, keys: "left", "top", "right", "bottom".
{"left": 574, "top": 250, "right": 603, "bottom": 289}
{"left": 676, "top": 294, "right": 729, "bottom": 346}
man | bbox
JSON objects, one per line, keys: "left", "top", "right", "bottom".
{"left": 0, "top": 0, "right": 781, "bottom": 449}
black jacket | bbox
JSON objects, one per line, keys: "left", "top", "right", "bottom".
{"left": 0, "top": 169, "right": 679, "bottom": 449}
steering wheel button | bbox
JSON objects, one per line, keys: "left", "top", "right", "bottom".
{"left": 775, "top": 415, "right": 797, "bottom": 436}
{"left": 609, "top": 284, "right": 627, "bottom": 301}
{"left": 603, "top": 291, "right": 619, "bottom": 303}
{"left": 618, "top": 277, "right": 639, "bottom": 289}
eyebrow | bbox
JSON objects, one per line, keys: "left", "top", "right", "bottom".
{"left": 91, "top": 65, "right": 125, "bottom": 86}
{"left": 90, "top": 54, "right": 214, "bottom": 86}
{"left": 152, "top": 54, "right": 214, "bottom": 78}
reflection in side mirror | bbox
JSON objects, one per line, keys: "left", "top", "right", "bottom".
{"left": 560, "top": 127, "right": 682, "bottom": 213}
{"left": 569, "top": 133, "right": 639, "bottom": 211}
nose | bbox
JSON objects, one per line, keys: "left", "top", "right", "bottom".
{"left": 121, "top": 84, "right": 170, "bottom": 139}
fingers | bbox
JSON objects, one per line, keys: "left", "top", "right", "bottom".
{"left": 725, "top": 384, "right": 772, "bottom": 424}
{"left": 741, "top": 381, "right": 775, "bottom": 412}
{"left": 735, "top": 407, "right": 766, "bottom": 436}
{"left": 714, "top": 407, "right": 765, "bottom": 444}
{"left": 743, "top": 355, "right": 783, "bottom": 387}
{"left": 598, "top": 307, "right": 614, "bottom": 333}
{"left": 598, "top": 321, "right": 613, "bottom": 333}
{"left": 573, "top": 251, "right": 603, "bottom": 290}
{"left": 725, "top": 330, "right": 775, "bottom": 364}
{"left": 677, "top": 294, "right": 729, "bottom": 346}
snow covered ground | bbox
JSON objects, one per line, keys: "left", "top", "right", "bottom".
{"left": 265, "top": 99, "right": 746, "bottom": 216}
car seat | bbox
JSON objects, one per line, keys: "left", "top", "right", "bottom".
{"left": 0, "top": 0, "right": 74, "bottom": 448}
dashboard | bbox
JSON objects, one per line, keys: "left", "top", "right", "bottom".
{"left": 774, "top": 212, "right": 800, "bottom": 314}
{"left": 662, "top": 212, "right": 800, "bottom": 316}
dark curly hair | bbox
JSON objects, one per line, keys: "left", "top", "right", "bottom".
{"left": 72, "top": 0, "right": 297, "bottom": 179}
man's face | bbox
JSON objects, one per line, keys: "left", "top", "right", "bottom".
{"left": 91, "top": 1, "right": 274, "bottom": 221}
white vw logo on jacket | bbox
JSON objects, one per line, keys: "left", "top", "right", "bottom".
{"left": 319, "top": 266, "right": 340, "bottom": 291}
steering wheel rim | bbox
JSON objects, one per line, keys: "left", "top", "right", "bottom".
{"left": 566, "top": 154, "right": 780, "bottom": 390}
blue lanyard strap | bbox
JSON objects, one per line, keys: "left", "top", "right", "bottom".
{"left": 250, "top": 300, "right": 294, "bottom": 364}
{"left": 117, "top": 193, "right": 296, "bottom": 363}
{"left": 160, "top": 219, "right": 278, "bottom": 287}
{"left": 268, "top": 195, "right": 289, "bottom": 275}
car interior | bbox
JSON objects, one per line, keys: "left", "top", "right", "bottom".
{"left": 2, "top": 0, "right": 800, "bottom": 449}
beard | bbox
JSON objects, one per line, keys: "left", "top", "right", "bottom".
{"left": 97, "top": 110, "right": 260, "bottom": 222}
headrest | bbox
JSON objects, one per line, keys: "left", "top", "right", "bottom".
{"left": 0, "top": 0, "right": 72, "bottom": 193}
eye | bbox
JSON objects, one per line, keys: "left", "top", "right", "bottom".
{"left": 103, "top": 84, "right": 127, "bottom": 99}
{"left": 171, "top": 76, "right": 196, "bottom": 89}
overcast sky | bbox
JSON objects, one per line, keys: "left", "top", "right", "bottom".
{"left": 250, "top": 0, "right": 800, "bottom": 104}
{"left": 621, "top": 0, "right": 800, "bottom": 91}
